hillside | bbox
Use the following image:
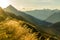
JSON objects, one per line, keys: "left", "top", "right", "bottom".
{"left": 49, "top": 22, "right": 60, "bottom": 37}
{"left": 46, "top": 11, "right": 60, "bottom": 23}
{"left": 25, "top": 9, "right": 60, "bottom": 23}
{"left": 4, "top": 5, "right": 52, "bottom": 26}
{"left": 25, "top": 9, "right": 54, "bottom": 20}
{"left": 0, "top": 7, "right": 59, "bottom": 40}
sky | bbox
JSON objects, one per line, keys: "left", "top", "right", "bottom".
{"left": 1, "top": 0, "right": 60, "bottom": 11}
{"left": 9, "top": 0, "right": 60, "bottom": 11}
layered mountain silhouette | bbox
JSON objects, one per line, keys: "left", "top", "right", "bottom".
{"left": 46, "top": 11, "right": 60, "bottom": 23}
{"left": 25, "top": 9, "right": 60, "bottom": 38}
{"left": 0, "top": 6, "right": 59, "bottom": 40}
{"left": 4, "top": 5, "right": 52, "bottom": 26}
{"left": 4, "top": 5, "right": 55, "bottom": 36}
{"left": 25, "top": 9, "right": 54, "bottom": 20}
{"left": 25, "top": 9, "right": 60, "bottom": 23}
{"left": 4, "top": 5, "right": 60, "bottom": 36}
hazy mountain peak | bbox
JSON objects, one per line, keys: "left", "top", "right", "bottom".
{"left": 6, "top": 5, "right": 17, "bottom": 10}
{"left": 7, "top": 5, "right": 17, "bottom": 10}
{"left": 7, "top": 5, "right": 13, "bottom": 7}
{"left": 4, "top": 5, "right": 20, "bottom": 16}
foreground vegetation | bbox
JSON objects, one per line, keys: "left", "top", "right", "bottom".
{"left": 0, "top": 18, "right": 59, "bottom": 40}
{"left": 0, "top": 19, "right": 39, "bottom": 40}
{"left": 0, "top": 7, "right": 59, "bottom": 40}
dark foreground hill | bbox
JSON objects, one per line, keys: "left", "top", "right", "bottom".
{"left": 0, "top": 7, "right": 59, "bottom": 40}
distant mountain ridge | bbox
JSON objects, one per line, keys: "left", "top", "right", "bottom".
{"left": 4, "top": 5, "right": 56, "bottom": 36}
{"left": 4, "top": 5, "right": 52, "bottom": 26}
{"left": 0, "top": 7, "right": 59, "bottom": 40}
{"left": 25, "top": 9, "right": 54, "bottom": 20}
{"left": 3, "top": 5, "right": 60, "bottom": 38}
{"left": 46, "top": 11, "right": 60, "bottom": 23}
{"left": 25, "top": 9, "right": 60, "bottom": 23}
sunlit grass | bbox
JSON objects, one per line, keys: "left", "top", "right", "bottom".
{"left": 0, "top": 19, "right": 38, "bottom": 40}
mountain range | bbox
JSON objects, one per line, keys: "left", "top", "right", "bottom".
{"left": 0, "top": 6, "right": 59, "bottom": 40}
{"left": 4, "top": 5, "right": 55, "bottom": 35}
{"left": 25, "top": 9, "right": 60, "bottom": 37}
{"left": 0, "top": 5, "right": 59, "bottom": 39}
{"left": 25, "top": 9, "right": 60, "bottom": 23}
{"left": 4, "top": 5, "right": 60, "bottom": 33}
{"left": 4, "top": 5, "right": 52, "bottom": 26}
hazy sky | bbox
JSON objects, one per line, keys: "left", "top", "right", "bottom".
{"left": 9, "top": 0, "right": 60, "bottom": 11}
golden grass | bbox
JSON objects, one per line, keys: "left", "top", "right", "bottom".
{"left": 0, "top": 19, "right": 38, "bottom": 40}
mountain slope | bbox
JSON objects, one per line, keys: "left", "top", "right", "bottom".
{"left": 25, "top": 9, "right": 60, "bottom": 23}
{"left": 49, "top": 22, "right": 60, "bottom": 37}
{"left": 46, "top": 11, "right": 60, "bottom": 23}
{"left": 0, "top": 7, "right": 59, "bottom": 40}
{"left": 0, "top": 7, "right": 9, "bottom": 22}
{"left": 25, "top": 9, "right": 54, "bottom": 20}
{"left": 4, "top": 5, "right": 52, "bottom": 26}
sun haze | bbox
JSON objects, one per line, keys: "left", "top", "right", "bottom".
{"left": 9, "top": 0, "right": 60, "bottom": 11}
{"left": 0, "top": 0, "right": 10, "bottom": 8}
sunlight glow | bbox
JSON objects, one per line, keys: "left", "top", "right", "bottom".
{"left": 0, "top": 0, "right": 10, "bottom": 8}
